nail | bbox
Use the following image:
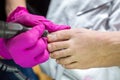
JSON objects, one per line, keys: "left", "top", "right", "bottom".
{"left": 48, "top": 34, "right": 57, "bottom": 41}
{"left": 48, "top": 44, "right": 51, "bottom": 51}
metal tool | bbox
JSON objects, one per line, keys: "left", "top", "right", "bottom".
{"left": 0, "top": 21, "right": 48, "bottom": 39}
{"left": 0, "top": 61, "right": 29, "bottom": 80}
{"left": 0, "top": 21, "right": 31, "bottom": 39}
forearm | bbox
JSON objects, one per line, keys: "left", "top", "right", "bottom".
{"left": 6, "top": 0, "right": 26, "bottom": 16}
{"left": 99, "top": 31, "right": 120, "bottom": 67}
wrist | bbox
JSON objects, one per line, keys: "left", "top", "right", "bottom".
{"left": 6, "top": 0, "right": 26, "bottom": 16}
{"left": 6, "top": 6, "right": 28, "bottom": 22}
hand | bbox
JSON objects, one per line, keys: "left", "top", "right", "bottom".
{"left": 0, "top": 39, "right": 12, "bottom": 59}
{"left": 47, "top": 28, "right": 112, "bottom": 69}
{"left": 0, "top": 24, "right": 49, "bottom": 67}
{"left": 7, "top": 6, "right": 70, "bottom": 32}
{"left": 5, "top": 6, "right": 70, "bottom": 67}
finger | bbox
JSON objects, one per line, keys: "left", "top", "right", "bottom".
{"left": 23, "top": 24, "right": 45, "bottom": 41}
{"left": 63, "top": 62, "right": 78, "bottom": 69}
{"left": 42, "top": 20, "right": 70, "bottom": 32}
{"left": 26, "top": 38, "right": 47, "bottom": 57}
{"left": 52, "top": 24, "right": 70, "bottom": 32}
{"left": 12, "top": 38, "right": 47, "bottom": 67}
{"left": 50, "top": 49, "right": 71, "bottom": 59}
{"left": 48, "top": 41, "right": 69, "bottom": 52}
{"left": 17, "top": 24, "right": 45, "bottom": 48}
{"left": 10, "top": 25, "right": 45, "bottom": 49}
{"left": 27, "top": 39, "right": 49, "bottom": 64}
{"left": 57, "top": 56, "right": 76, "bottom": 65}
{"left": 28, "top": 24, "right": 45, "bottom": 37}
{"left": 47, "top": 30, "right": 71, "bottom": 42}
{"left": 35, "top": 49, "right": 49, "bottom": 63}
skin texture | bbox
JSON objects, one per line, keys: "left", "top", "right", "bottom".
{"left": 47, "top": 28, "right": 120, "bottom": 69}
{"left": 6, "top": 0, "right": 26, "bottom": 16}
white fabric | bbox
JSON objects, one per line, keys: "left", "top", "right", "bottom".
{"left": 40, "top": 0, "right": 120, "bottom": 80}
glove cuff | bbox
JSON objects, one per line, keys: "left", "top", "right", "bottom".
{"left": 0, "top": 39, "right": 12, "bottom": 59}
{"left": 6, "top": 6, "right": 29, "bottom": 22}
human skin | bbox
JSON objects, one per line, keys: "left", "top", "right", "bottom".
{"left": 47, "top": 28, "right": 120, "bottom": 69}
{"left": 0, "top": 0, "right": 26, "bottom": 59}
{"left": 6, "top": 0, "right": 26, "bottom": 16}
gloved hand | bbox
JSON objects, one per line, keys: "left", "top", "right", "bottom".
{"left": 0, "top": 24, "right": 49, "bottom": 67}
{"left": 0, "top": 38, "right": 12, "bottom": 59}
{"left": 7, "top": 6, "right": 70, "bottom": 32}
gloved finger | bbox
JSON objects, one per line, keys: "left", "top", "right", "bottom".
{"left": 34, "top": 49, "right": 49, "bottom": 64}
{"left": 27, "top": 24, "right": 45, "bottom": 37}
{"left": 11, "top": 15, "right": 45, "bottom": 27}
{"left": 25, "top": 38, "right": 47, "bottom": 58}
{"left": 28, "top": 38, "right": 49, "bottom": 65}
{"left": 7, "top": 24, "right": 45, "bottom": 49}
{"left": 25, "top": 49, "right": 49, "bottom": 67}
{"left": 11, "top": 38, "right": 49, "bottom": 67}
{"left": 43, "top": 21, "right": 71, "bottom": 32}
{"left": 22, "top": 49, "right": 49, "bottom": 67}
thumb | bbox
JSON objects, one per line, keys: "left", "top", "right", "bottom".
{"left": 7, "top": 24, "right": 45, "bottom": 49}
{"left": 27, "top": 24, "right": 45, "bottom": 38}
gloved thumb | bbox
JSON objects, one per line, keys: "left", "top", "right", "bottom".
{"left": 7, "top": 24, "right": 45, "bottom": 50}
{"left": 26, "top": 23, "right": 45, "bottom": 38}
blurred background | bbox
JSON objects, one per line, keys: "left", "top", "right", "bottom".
{"left": 0, "top": 0, "right": 51, "bottom": 21}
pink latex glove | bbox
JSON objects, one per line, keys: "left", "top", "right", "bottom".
{"left": 7, "top": 6, "right": 70, "bottom": 32}
{"left": 0, "top": 24, "right": 49, "bottom": 67}
{"left": 0, "top": 38, "right": 12, "bottom": 59}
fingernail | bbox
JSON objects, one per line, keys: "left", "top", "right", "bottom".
{"left": 48, "top": 44, "right": 51, "bottom": 51}
{"left": 48, "top": 34, "right": 57, "bottom": 41}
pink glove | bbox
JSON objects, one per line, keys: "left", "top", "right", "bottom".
{"left": 0, "top": 38, "right": 12, "bottom": 59}
{"left": 0, "top": 24, "right": 49, "bottom": 67}
{"left": 7, "top": 6, "right": 70, "bottom": 32}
